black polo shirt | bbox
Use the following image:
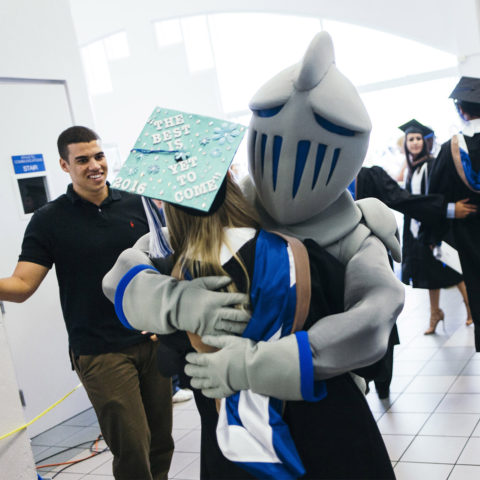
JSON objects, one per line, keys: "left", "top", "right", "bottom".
{"left": 19, "top": 184, "right": 150, "bottom": 356}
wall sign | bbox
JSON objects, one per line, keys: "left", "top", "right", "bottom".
{"left": 11, "top": 154, "right": 46, "bottom": 174}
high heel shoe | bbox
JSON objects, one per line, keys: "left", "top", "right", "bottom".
{"left": 424, "top": 308, "right": 444, "bottom": 335}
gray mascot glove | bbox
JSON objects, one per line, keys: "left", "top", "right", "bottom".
{"left": 103, "top": 246, "right": 250, "bottom": 336}
{"left": 185, "top": 334, "right": 306, "bottom": 400}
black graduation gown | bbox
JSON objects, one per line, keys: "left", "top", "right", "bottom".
{"left": 181, "top": 234, "right": 394, "bottom": 480}
{"left": 356, "top": 165, "right": 446, "bottom": 226}
{"left": 283, "top": 239, "right": 394, "bottom": 480}
{"left": 425, "top": 134, "right": 480, "bottom": 350}
{"left": 396, "top": 160, "right": 462, "bottom": 289}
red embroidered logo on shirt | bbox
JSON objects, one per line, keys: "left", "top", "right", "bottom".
{"left": 130, "top": 221, "right": 134, "bottom": 228}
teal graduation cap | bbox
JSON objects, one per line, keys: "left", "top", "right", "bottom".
{"left": 112, "top": 107, "right": 247, "bottom": 212}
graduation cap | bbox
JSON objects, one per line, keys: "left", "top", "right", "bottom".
{"left": 398, "top": 119, "right": 434, "bottom": 138}
{"left": 449, "top": 76, "right": 480, "bottom": 104}
{"left": 112, "top": 107, "right": 247, "bottom": 213}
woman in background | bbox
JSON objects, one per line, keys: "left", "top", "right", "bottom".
{"left": 399, "top": 119, "right": 472, "bottom": 334}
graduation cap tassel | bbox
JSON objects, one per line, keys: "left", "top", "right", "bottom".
{"left": 141, "top": 196, "right": 173, "bottom": 259}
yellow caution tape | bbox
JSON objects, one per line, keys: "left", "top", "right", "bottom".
{"left": 0, "top": 383, "right": 84, "bottom": 441}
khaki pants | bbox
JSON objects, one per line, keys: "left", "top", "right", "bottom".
{"left": 73, "top": 341, "right": 173, "bottom": 480}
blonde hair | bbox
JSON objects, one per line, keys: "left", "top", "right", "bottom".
{"left": 163, "top": 172, "right": 260, "bottom": 293}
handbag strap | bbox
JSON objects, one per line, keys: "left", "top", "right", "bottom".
{"left": 270, "top": 231, "right": 311, "bottom": 334}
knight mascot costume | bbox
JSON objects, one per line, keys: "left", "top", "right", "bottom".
{"left": 103, "top": 32, "right": 403, "bottom": 479}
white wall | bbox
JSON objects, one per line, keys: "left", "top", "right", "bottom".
{"left": 0, "top": 0, "right": 95, "bottom": 475}
{"left": 1, "top": 1, "right": 93, "bottom": 124}
{"left": 0, "top": 314, "right": 35, "bottom": 480}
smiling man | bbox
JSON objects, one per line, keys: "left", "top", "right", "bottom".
{"left": 0, "top": 126, "right": 175, "bottom": 480}
{"left": 58, "top": 135, "right": 110, "bottom": 203}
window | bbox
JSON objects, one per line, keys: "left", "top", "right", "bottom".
{"left": 181, "top": 16, "right": 214, "bottom": 72}
{"left": 322, "top": 20, "right": 457, "bottom": 87}
{"left": 81, "top": 40, "right": 113, "bottom": 95}
{"left": 104, "top": 31, "right": 130, "bottom": 60}
{"left": 208, "top": 13, "right": 322, "bottom": 113}
{"left": 154, "top": 16, "right": 214, "bottom": 72}
{"left": 154, "top": 18, "right": 183, "bottom": 47}
{"left": 80, "top": 31, "right": 130, "bottom": 95}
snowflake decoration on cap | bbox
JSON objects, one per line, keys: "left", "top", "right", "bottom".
{"left": 212, "top": 123, "right": 240, "bottom": 145}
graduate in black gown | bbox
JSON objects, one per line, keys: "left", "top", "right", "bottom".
{"left": 161, "top": 172, "right": 394, "bottom": 480}
{"left": 350, "top": 132, "right": 475, "bottom": 397}
{"left": 424, "top": 76, "right": 480, "bottom": 351}
{"left": 397, "top": 120, "right": 474, "bottom": 335}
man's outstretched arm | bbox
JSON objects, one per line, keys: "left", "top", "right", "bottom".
{"left": 0, "top": 262, "right": 49, "bottom": 303}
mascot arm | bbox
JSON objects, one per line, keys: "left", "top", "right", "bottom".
{"left": 355, "top": 197, "right": 401, "bottom": 262}
{"left": 185, "top": 332, "right": 324, "bottom": 401}
{"left": 184, "top": 234, "right": 404, "bottom": 398}
{"left": 308, "top": 235, "right": 405, "bottom": 379}
{"left": 102, "top": 234, "right": 250, "bottom": 337}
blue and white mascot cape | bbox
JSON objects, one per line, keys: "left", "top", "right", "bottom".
{"left": 103, "top": 30, "right": 405, "bottom": 479}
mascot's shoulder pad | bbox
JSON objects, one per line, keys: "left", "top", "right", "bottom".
{"left": 355, "top": 198, "right": 401, "bottom": 262}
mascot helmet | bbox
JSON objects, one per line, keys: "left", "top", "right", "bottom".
{"left": 248, "top": 32, "right": 371, "bottom": 224}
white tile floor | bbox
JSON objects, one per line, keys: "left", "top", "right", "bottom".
{"left": 33, "top": 285, "right": 480, "bottom": 479}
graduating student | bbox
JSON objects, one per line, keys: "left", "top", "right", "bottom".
{"left": 394, "top": 120, "right": 471, "bottom": 334}
{"left": 425, "top": 77, "right": 480, "bottom": 350}
{"left": 130, "top": 167, "right": 394, "bottom": 479}
{"left": 353, "top": 123, "right": 476, "bottom": 227}
{"left": 354, "top": 162, "right": 475, "bottom": 230}
{"left": 350, "top": 156, "right": 476, "bottom": 396}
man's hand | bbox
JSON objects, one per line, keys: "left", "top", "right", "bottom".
{"left": 455, "top": 198, "right": 477, "bottom": 218}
